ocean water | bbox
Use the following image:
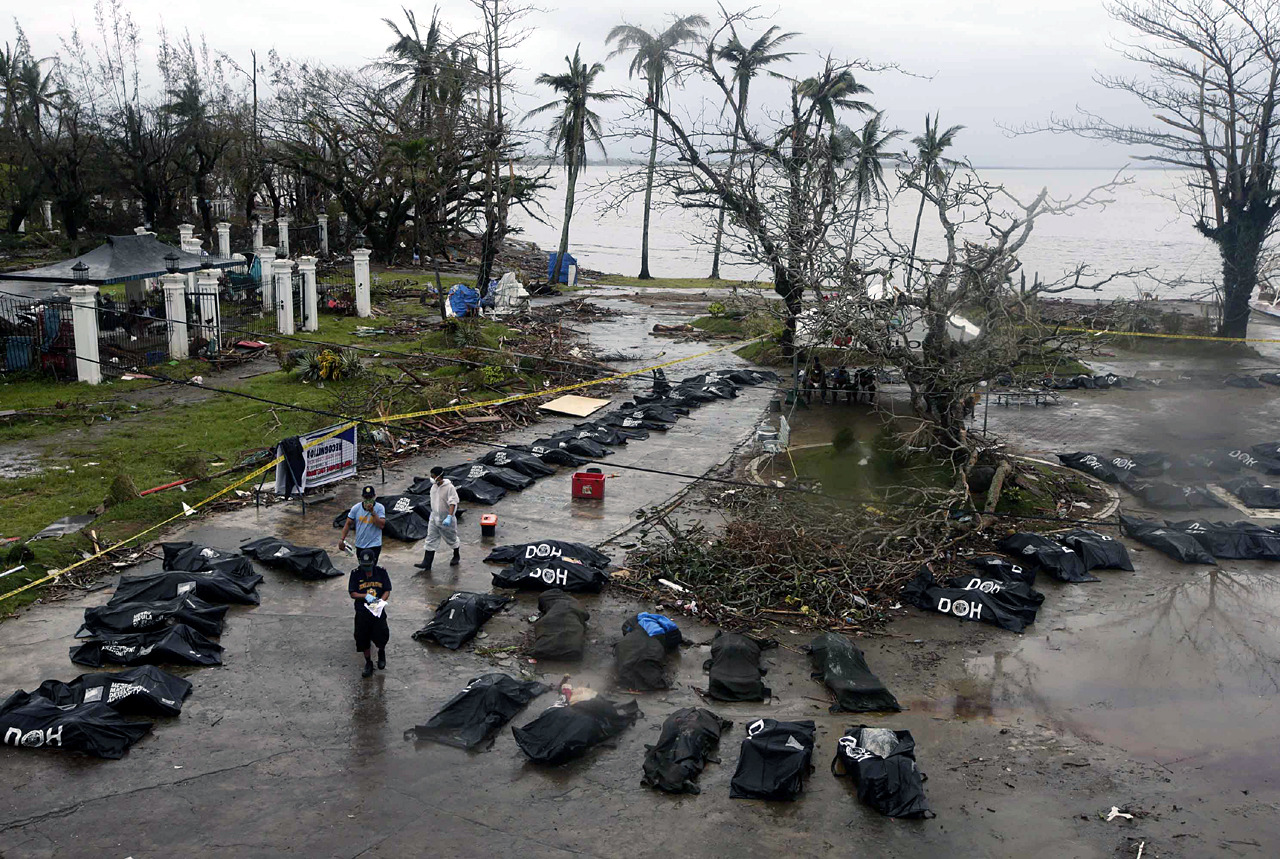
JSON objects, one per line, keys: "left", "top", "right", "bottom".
{"left": 511, "top": 167, "right": 1220, "bottom": 300}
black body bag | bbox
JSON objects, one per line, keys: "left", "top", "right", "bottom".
{"left": 78, "top": 594, "right": 228, "bottom": 639}
{"left": 903, "top": 567, "right": 1038, "bottom": 633}
{"left": 1056, "top": 529, "right": 1135, "bottom": 571}
{"left": 485, "top": 540, "right": 611, "bottom": 569}
{"left": 478, "top": 448, "right": 557, "bottom": 478}
{"left": 375, "top": 494, "right": 434, "bottom": 539}
{"left": 513, "top": 443, "right": 589, "bottom": 467}
{"left": 440, "top": 463, "right": 536, "bottom": 491}
{"left": 561, "top": 424, "right": 630, "bottom": 446}
{"left": 1128, "top": 481, "right": 1227, "bottom": 510}
{"left": 410, "top": 673, "right": 548, "bottom": 750}
{"left": 966, "top": 555, "right": 1036, "bottom": 586}
{"left": 1125, "top": 450, "right": 1172, "bottom": 477}
{"left": 512, "top": 697, "right": 641, "bottom": 765}
{"left": 530, "top": 590, "right": 589, "bottom": 660}
{"left": 613, "top": 616, "right": 681, "bottom": 692}
{"left": 729, "top": 718, "right": 816, "bottom": 801}
{"left": 1057, "top": 452, "right": 1124, "bottom": 484}
{"left": 0, "top": 694, "right": 151, "bottom": 759}
{"left": 703, "top": 632, "right": 773, "bottom": 702}
{"left": 530, "top": 436, "right": 612, "bottom": 459}
{"left": 69, "top": 624, "right": 224, "bottom": 668}
{"left": 109, "top": 570, "right": 261, "bottom": 606}
{"left": 599, "top": 411, "right": 672, "bottom": 432}
{"left": 641, "top": 707, "right": 731, "bottom": 795}
{"left": 1119, "top": 514, "right": 1217, "bottom": 564}
{"left": 492, "top": 559, "right": 610, "bottom": 593}
{"left": 805, "top": 632, "right": 901, "bottom": 713}
{"left": 1224, "top": 477, "right": 1280, "bottom": 509}
{"left": 1165, "top": 519, "right": 1280, "bottom": 561}
{"left": 34, "top": 665, "right": 193, "bottom": 718}
{"left": 998, "top": 532, "right": 1096, "bottom": 583}
{"left": 411, "top": 592, "right": 511, "bottom": 650}
{"left": 161, "top": 541, "right": 257, "bottom": 579}
{"left": 832, "top": 726, "right": 930, "bottom": 818}
{"left": 240, "top": 537, "right": 342, "bottom": 579}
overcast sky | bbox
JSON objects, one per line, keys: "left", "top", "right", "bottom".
{"left": 11, "top": 0, "right": 1151, "bottom": 168}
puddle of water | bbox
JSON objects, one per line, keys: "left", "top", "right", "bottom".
{"left": 0, "top": 449, "right": 44, "bottom": 479}
{"left": 935, "top": 570, "right": 1280, "bottom": 779}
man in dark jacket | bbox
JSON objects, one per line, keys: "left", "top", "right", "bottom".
{"left": 349, "top": 548, "right": 392, "bottom": 677}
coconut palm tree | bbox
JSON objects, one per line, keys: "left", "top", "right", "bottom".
{"left": 843, "top": 111, "right": 903, "bottom": 267}
{"left": 707, "top": 25, "right": 798, "bottom": 279}
{"left": 379, "top": 8, "right": 446, "bottom": 133}
{"left": 527, "top": 46, "right": 616, "bottom": 285}
{"left": 905, "top": 113, "right": 964, "bottom": 291}
{"left": 607, "top": 14, "right": 707, "bottom": 280}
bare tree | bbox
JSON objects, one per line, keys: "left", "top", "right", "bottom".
{"left": 1036, "top": 0, "right": 1280, "bottom": 338}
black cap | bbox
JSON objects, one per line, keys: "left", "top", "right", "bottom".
{"left": 429, "top": 466, "right": 444, "bottom": 477}
{"left": 357, "top": 547, "right": 377, "bottom": 568}
{"left": 361, "top": 485, "right": 376, "bottom": 499}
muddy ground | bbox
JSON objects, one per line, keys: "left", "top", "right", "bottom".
{"left": 0, "top": 290, "right": 1277, "bottom": 858}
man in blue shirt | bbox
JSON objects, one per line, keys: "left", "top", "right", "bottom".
{"left": 339, "top": 485, "right": 386, "bottom": 566}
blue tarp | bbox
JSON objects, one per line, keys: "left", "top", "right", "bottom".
{"left": 448, "top": 283, "right": 480, "bottom": 316}
{"left": 548, "top": 252, "right": 577, "bottom": 282}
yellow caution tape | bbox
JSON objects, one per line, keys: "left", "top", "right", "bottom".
{"left": 1, "top": 335, "right": 764, "bottom": 605}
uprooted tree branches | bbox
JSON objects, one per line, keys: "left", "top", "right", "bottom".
{"left": 623, "top": 485, "right": 955, "bottom": 630}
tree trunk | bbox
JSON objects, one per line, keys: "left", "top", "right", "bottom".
{"left": 1214, "top": 210, "right": 1271, "bottom": 338}
{"left": 844, "top": 194, "right": 864, "bottom": 271}
{"left": 639, "top": 89, "right": 659, "bottom": 280}
{"left": 553, "top": 160, "right": 578, "bottom": 286}
{"left": 906, "top": 189, "right": 927, "bottom": 291}
{"left": 776, "top": 266, "right": 801, "bottom": 360}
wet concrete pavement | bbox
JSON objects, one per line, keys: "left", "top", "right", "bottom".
{"left": 2, "top": 290, "right": 1279, "bottom": 857}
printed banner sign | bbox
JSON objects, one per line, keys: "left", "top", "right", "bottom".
{"left": 275, "top": 424, "right": 357, "bottom": 494}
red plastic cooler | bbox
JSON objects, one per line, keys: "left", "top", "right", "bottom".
{"left": 572, "top": 468, "right": 605, "bottom": 499}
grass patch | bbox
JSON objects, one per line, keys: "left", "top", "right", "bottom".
{"left": 691, "top": 316, "right": 748, "bottom": 336}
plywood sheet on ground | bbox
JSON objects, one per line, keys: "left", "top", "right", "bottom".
{"left": 538, "top": 395, "right": 611, "bottom": 417}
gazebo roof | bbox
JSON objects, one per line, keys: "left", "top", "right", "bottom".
{"left": 1, "top": 234, "right": 240, "bottom": 286}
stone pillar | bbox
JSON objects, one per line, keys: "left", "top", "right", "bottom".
{"left": 216, "top": 222, "right": 232, "bottom": 259}
{"left": 178, "top": 223, "right": 195, "bottom": 245}
{"left": 196, "top": 269, "right": 222, "bottom": 348}
{"left": 191, "top": 195, "right": 199, "bottom": 215}
{"left": 297, "top": 256, "right": 319, "bottom": 332}
{"left": 134, "top": 226, "right": 152, "bottom": 236}
{"left": 41, "top": 200, "right": 52, "bottom": 229}
{"left": 124, "top": 279, "right": 146, "bottom": 307}
{"left": 186, "top": 271, "right": 198, "bottom": 298}
{"left": 352, "top": 248, "right": 372, "bottom": 318}
{"left": 317, "top": 214, "right": 329, "bottom": 256}
{"left": 162, "top": 274, "right": 189, "bottom": 360}
{"left": 274, "top": 258, "right": 296, "bottom": 336}
{"left": 252, "top": 220, "right": 264, "bottom": 250}
{"left": 277, "top": 217, "right": 290, "bottom": 257}
{"left": 70, "top": 285, "right": 102, "bottom": 385}
{"left": 256, "top": 245, "right": 273, "bottom": 312}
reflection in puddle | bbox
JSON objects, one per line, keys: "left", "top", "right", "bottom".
{"left": 964, "top": 570, "right": 1280, "bottom": 773}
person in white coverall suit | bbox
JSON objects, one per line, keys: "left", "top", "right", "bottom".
{"left": 415, "top": 465, "right": 461, "bottom": 570}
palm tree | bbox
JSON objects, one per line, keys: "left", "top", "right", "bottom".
{"left": 708, "top": 25, "right": 798, "bottom": 279}
{"left": 843, "top": 111, "right": 903, "bottom": 268}
{"left": 905, "top": 113, "right": 963, "bottom": 291}
{"left": 527, "top": 46, "right": 616, "bottom": 285}
{"left": 607, "top": 14, "right": 707, "bottom": 280}
{"left": 379, "top": 8, "right": 445, "bottom": 133}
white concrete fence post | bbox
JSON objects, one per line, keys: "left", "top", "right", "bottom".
{"left": 259, "top": 246, "right": 276, "bottom": 312}
{"left": 162, "top": 274, "right": 190, "bottom": 360}
{"left": 41, "top": 200, "right": 52, "bottom": 230}
{"left": 70, "top": 285, "right": 102, "bottom": 385}
{"left": 178, "top": 223, "right": 195, "bottom": 246}
{"left": 277, "top": 217, "right": 290, "bottom": 257}
{"left": 216, "top": 222, "right": 232, "bottom": 259}
{"left": 297, "top": 255, "right": 319, "bottom": 332}
{"left": 274, "top": 258, "right": 296, "bottom": 335}
{"left": 191, "top": 195, "right": 199, "bottom": 215}
{"left": 252, "top": 220, "right": 264, "bottom": 251}
{"left": 317, "top": 214, "right": 329, "bottom": 256}
{"left": 352, "top": 248, "right": 372, "bottom": 318}
{"left": 196, "top": 269, "right": 222, "bottom": 349}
